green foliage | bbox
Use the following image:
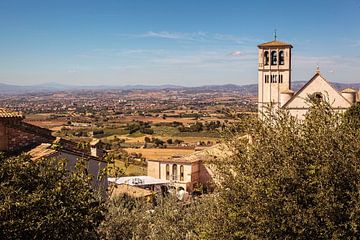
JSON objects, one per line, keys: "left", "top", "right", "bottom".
{"left": 153, "top": 138, "right": 165, "bottom": 147}
{"left": 206, "top": 100, "right": 360, "bottom": 239}
{"left": 126, "top": 121, "right": 153, "bottom": 134}
{"left": 99, "top": 195, "right": 201, "bottom": 240}
{"left": 174, "top": 139, "right": 184, "bottom": 145}
{"left": 178, "top": 122, "right": 203, "bottom": 132}
{"left": 344, "top": 102, "right": 360, "bottom": 129}
{"left": 203, "top": 120, "right": 222, "bottom": 131}
{"left": 0, "top": 155, "right": 106, "bottom": 240}
{"left": 140, "top": 128, "right": 154, "bottom": 135}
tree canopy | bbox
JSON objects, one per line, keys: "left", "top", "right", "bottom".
{"left": 0, "top": 155, "right": 106, "bottom": 240}
{"left": 205, "top": 100, "right": 360, "bottom": 239}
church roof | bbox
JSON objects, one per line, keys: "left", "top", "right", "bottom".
{"left": 282, "top": 72, "right": 352, "bottom": 108}
{"left": 281, "top": 89, "right": 295, "bottom": 94}
{"left": 341, "top": 88, "right": 357, "bottom": 93}
{"left": 0, "top": 108, "right": 24, "bottom": 119}
{"left": 258, "top": 40, "right": 293, "bottom": 48}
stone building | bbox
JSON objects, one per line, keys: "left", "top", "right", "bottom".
{"left": 0, "top": 108, "right": 54, "bottom": 153}
{"left": 147, "top": 145, "right": 228, "bottom": 192}
{"left": 257, "top": 39, "right": 359, "bottom": 119}
{"left": 0, "top": 108, "right": 107, "bottom": 190}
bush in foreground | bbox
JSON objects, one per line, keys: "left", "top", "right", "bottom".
{"left": 0, "top": 155, "right": 106, "bottom": 240}
{"left": 207, "top": 100, "right": 360, "bottom": 239}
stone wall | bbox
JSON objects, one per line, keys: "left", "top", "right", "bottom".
{"left": 0, "top": 119, "right": 54, "bottom": 153}
{"left": 0, "top": 123, "right": 8, "bottom": 151}
{"left": 6, "top": 125, "right": 50, "bottom": 152}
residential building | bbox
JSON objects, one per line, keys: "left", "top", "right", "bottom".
{"left": 0, "top": 107, "right": 108, "bottom": 190}
{"left": 147, "top": 145, "right": 227, "bottom": 192}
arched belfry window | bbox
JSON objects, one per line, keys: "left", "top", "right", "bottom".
{"left": 271, "top": 51, "right": 277, "bottom": 65}
{"left": 264, "top": 51, "right": 269, "bottom": 65}
{"left": 279, "top": 51, "right": 285, "bottom": 65}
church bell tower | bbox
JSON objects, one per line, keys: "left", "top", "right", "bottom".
{"left": 258, "top": 36, "right": 293, "bottom": 115}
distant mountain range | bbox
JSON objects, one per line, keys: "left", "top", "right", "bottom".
{"left": 0, "top": 82, "right": 184, "bottom": 93}
{"left": 0, "top": 81, "right": 359, "bottom": 95}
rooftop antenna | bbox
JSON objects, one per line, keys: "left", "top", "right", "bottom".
{"left": 274, "top": 29, "right": 277, "bottom": 41}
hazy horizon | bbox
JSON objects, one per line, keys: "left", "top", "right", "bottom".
{"left": 0, "top": 0, "right": 359, "bottom": 86}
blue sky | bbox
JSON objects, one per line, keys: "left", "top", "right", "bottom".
{"left": 0, "top": 0, "right": 359, "bottom": 86}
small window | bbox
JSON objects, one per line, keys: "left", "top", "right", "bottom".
{"left": 279, "top": 51, "right": 285, "bottom": 65}
{"left": 314, "top": 92, "right": 323, "bottom": 99}
{"left": 180, "top": 165, "right": 184, "bottom": 181}
{"left": 279, "top": 74, "right": 283, "bottom": 83}
{"left": 316, "top": 93, "right": 322, "bottom": 98}
{"left": 172, "top": 164, "right": 177, "bottom": 181}
{"left": 264, "top": 51, "right": 269, "bottom": 65}
{"left": 271, "top": 51, "right": 277, "bottom": 65}
{"left": 270, "top": 75, "right": 277, "bottom": 83}
{"left": 166, "top": 164, "right": 170, "bottom": 180}
{"left": 265, "top": 75, "right": 269, "bottom": 83}
{"left": 309, "top": 92, "right": 323, "bottom": 102}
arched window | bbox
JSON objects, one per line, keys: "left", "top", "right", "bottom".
{"left": 172, "top": 164, "right": 177, "bottom": 181}
{"left": 310, "top": 92, "right": 323, "bottom": 101}
{"left": 264, "top": 51, "right": 269, "bottom": 65}
{"left": 180, "top": 165, "right": 184, "bottom": 181}
{"left": 166, "top": 164, "right": 170, "bottom": 180}
{"left": 271, "top": 51, "right": 277, "bottom": 65}
{"left": 279, "top": 51, "right": 285, "bottom": 65}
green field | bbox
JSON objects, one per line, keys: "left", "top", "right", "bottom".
{"left": 114, "top": 160, "right": 147, "bottom": 176}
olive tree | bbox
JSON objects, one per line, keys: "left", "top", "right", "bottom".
{"left": 0, "top": 154, "right": 106, "bottom": 240}
{"left": 98, "top": 194, "right": 202, "bottom": 240}
{"left": 202, "top": 100, "right": 360, "bottom": 239}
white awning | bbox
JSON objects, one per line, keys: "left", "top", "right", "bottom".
{"left": 108, "top": 176, "right": 169, "bottom": 186}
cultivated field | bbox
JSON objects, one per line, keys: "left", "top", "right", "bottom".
{"left": 124, "top": 148, "right": 195, "bottom": 160}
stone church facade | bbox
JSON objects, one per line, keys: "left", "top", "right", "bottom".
{"left": 257, "top": 40, "right": 359, "bottom": 119}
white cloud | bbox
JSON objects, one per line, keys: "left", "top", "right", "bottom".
{"left": 144, "top": 31, "right": 190, "bottom": 40}
{"left": 231, "top": 51, "right": 242, "bottom": 56}
{"left": 141, "top": 31, "right": 210, "bottom": 41}
{"left": 67, "top": 67, "right": 81, "bottom": 73}
{"left": 117, "top": 31, "right": 260, "bottom": 45}
{"left": 352, "top": 40, "right": 360, "bottom": 47}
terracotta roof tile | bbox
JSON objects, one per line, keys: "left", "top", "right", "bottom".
{"left": 148, "top": 144, "right": 232, "bottom": 164}
{"left": 258, "top": 40, "right": 293, "bottom": 48}
{"left": 27, "top": 143, "right": 58, "bottom": 160}
{"left": 0, "top": 108, "right": 23, "bottom": 118}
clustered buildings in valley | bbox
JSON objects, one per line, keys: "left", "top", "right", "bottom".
{"left": 1, "top": 38, "right": 360, "bottom": 201}
{"left": 0, "top": 88, "right": 255, "bottom": 115}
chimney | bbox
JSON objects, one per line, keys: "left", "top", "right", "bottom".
{"left": 90, "top": 139, "right": 103, "bottom": 159}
